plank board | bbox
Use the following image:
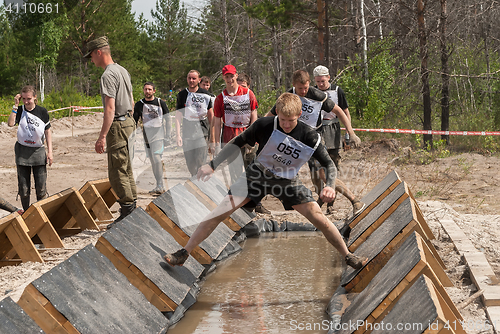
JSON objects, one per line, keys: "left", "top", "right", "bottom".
{"left": 151, "top": 184, "right": 235, "bottom": 261}
{"left": 0, "top": 212, "right": 43, "bottom": 264}
{"left": 79, "top": 183, "right": 113, "bottom": 222}
{"left": 99, "top": 207, "right": 204, "bottom": 308}
{"left": 0, "top": 296, "right": 45, "bottom": 334}
{"left": 371, "top": 275, "right": 465, "bottom": 334}
{"left": 28, "top": 244, "right": 168, "bottom": 334}
{"left": 341, "top": 197, "right": 444, "bottom": 292}
{"left": 337, "top": 232, "right": 458, "bottom": 334}
{"left": 348, "top": 181, "right": 409, "bottom": 250}
{"left": 184, "top": 178, "right": 253, "bottom": 230}
{"left": 350, "top": 170, "right": 402, "bottom": 228}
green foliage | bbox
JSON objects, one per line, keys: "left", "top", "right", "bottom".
{"left": 255, "top": 89, "right": 281, "bottom": 116}
{"left": 146, "top": 0, "right": 195, "bottom": 92}
{"left": 245, "top": 0, "right": 309, "bottom": 28}
{"left": 339, "top": 37, "right": 397, "bottom": 128}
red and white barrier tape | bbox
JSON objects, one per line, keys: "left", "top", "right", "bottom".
{"left": 341, "top": 127, "right": 500, "bottom": 136}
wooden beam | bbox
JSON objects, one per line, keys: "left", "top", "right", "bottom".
{"left": 18, "top": 284, "right": 79, "bottom": 334}
{"left": 3, "top": 214, "right": 43, "bottom": 263}
{"left": 145, "top": 202, "right": 213, "bottom": 264}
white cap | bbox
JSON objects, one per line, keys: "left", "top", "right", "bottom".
{"left": 313, "top": 65, "right": 329, "bottom": 77}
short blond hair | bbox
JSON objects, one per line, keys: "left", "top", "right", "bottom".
{"left": 292, "top": 70, "right": 310, "bottom": 85}
{"left": 276, "top": 93, "right": 302, "bottom": 117}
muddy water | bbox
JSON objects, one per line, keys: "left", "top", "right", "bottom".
{"left": 168, "top": 231, "right": 343, "bottom": 334}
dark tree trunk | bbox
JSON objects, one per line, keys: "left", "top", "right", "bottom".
{"left": 417, "top": 0, "right": 432, "bottom": 150}
{"left": 440, "top": 0, "right": 450, "bottom": 145}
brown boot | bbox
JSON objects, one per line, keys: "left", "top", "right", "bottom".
{"left": 164, "top": 249, "right": 189, "bottom": 266}
{"left": 345, "top": 253, "right": 368, "bottom": 270}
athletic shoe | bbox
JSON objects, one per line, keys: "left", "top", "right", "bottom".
{"left": 255, "top": 203, "right": 271, "bottom": 214}
{"left": 149, "top": 186, "right": 166, "bottom": 195}
{"left": 352, "top": 201, "right": 366, "bottom": 218}
{"left": 345, "top": 253, "right": 368, "bottom": 270}
{"left": 164, "top": 248, "right": 189, "bottom": 266}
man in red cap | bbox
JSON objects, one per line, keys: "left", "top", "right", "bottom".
{"left": 211, "top": 65, "right": 258, "bottom": 186}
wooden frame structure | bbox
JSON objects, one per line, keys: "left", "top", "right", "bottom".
{"left": 79, "top": 178, "right": 117, "bottom": 223}
{"left": 0, "top": 212, "right": 43, "bottom": 266}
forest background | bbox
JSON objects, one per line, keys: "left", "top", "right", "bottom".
{"left": 1, "top": 0, "right": 499, "bottom": 152}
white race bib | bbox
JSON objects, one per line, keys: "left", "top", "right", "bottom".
{"left": 141, "top": 99, "right": 163, "bottom": 128}
{"left": 297, "top": 95, "right": 322, "bottom": 129}
{"left": 223, "top": 91, "right": 251, "bottom": 128}
{"left": 256, "top": 117, "right": 320, "bottom": 179}
{"left": 184, "top": 90, "right": 211, "bottom": 121}
{"left": 17, "top": 107, "right": 46, "bottom": 147}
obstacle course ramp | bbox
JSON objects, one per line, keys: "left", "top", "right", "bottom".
{"left": 18, "top": 244, "right": 168, "bottom": 334}
{"left": 184, "top": 177, "right": 253, "bottom": 231}
{"left": 0, "top": 296, "right": 45, "bottom": 334}
{"left": 96, "top": 207, "right": 204, "bottom": 312}
{"left": 79, "top": 178, "right": 117, "bottom": 223}
{"left": 371, "top": 275, "right": 465, "bottom": 334}
{"left": 0, "top": 212, "right": 43, "bottom": 266}
{"left": 341, "top": 197, "right": 443, "bottom": 292}
{"left": 146, "top": 184, "right": 235, "bottom": 264}
{"left": 348, "top": 182, "right": 435, "bottom": 256}
{"left": 350, "top": 171, "right": 402, "bottom": 228}
{"left": 336, "top": 232, "right": 458, "bottom": 334}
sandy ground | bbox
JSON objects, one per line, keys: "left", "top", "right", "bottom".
{"left": 0, "top": 114, "right": 499, "bottom": 333}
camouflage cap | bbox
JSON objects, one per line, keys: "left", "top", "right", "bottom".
{"left": 84, "top": 36, "right": 109, "bottom": 58}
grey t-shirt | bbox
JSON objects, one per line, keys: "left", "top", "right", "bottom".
{"left": 100, "top": 63, "right": 133, "bottom": 117}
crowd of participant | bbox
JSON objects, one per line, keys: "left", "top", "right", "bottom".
{"left": 5, "top": 36, "right": 368, "bottom": 270}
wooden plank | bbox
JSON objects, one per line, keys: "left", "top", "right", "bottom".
{"left": 350, "top": 170, "right": 402, "bottom": 228}
{"left": 408, "top": 187, "right": 435, "bottom": 240}
{"left": 348, "top": 182, "right": 410, "bottom": 251}
{"left": 4, "top": 215, "right": 43, "bottom": 263}
{"left": 152, "top": 184, "right": 235, "bottom": 260}
{"left": 95, "top": 238, "right": 175, "bottom": 313}
{"left": 100, "top": 207, "right": 205, "bottom": 308}
{"left": 145, "top": 202, "right": 189, "bottom": 246}
{"left": 369, "top": 275, "right": 462, "bottom": 334}
{"left": 184, "top": 179, "right": 218, "bottom": 210}
{"left": 145, "top": 202, "right": 213, "bottom": 264}
{"left": 0, "top": 296, "right": 45, "bottom": 333}
{"left": 64, "top": 191, "right": 99, "bottom": 231}
{"left": 18, "top": 284, "right": 76, "bottom": 334}
{"left": 24, "top": 205, "right": 64, "bottom": 249}
{"left": 31, "top": 244, "right": 169, "bottom": 333}
{"left": 337, "top": 233, "right": 459, "bottom": 334}
{"left": 80, "top": 184, "right": 114, "bottom": 222}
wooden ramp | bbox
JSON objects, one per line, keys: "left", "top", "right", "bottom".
{"left": 336, "top": 232, "right": 459, "bottom": 334}
{"left": 0, "top": 212, "right": 43, "bottom": 266}
{"left": 95, "top": 207, "right": 204, "bottom": 312}
{"left": 79, "top": 178, "right": 117, "bottom": 223}
{"left": 17, "top": 244, "right": 169, "bottom": 334}
{"left": 350, "top": 170, "right": 402, "bottom": 228}
{"left": 146, "top": 184, "right": 235, "bottom": 264}
{"left": 184, "top": 177, "right": 253, "bottom": 231}
{"left": 22, "top": 187, "right": 100, "bottom": 243}
{"left": 340, "top": 197, "right": 445, "bottom": 292}
{"left": 371, "top": 275, "right": 465, "bottom": 334}
{"left": 348, "top": 181, "right": 435, "bottom": 255}
{"left": 0, "top": 296, "right": 45, "bottom": 334}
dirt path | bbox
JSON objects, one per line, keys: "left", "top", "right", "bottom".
{"left": 0, "top": 115, "right": 498, "bottom": 333}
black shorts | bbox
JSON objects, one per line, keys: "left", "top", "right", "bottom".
{"left": 228, "top": 162, "right": 315, "bottom": 210}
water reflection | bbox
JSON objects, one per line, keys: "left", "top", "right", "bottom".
{"left": 168, "top": 231, "right": 342, "bottom": 333}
